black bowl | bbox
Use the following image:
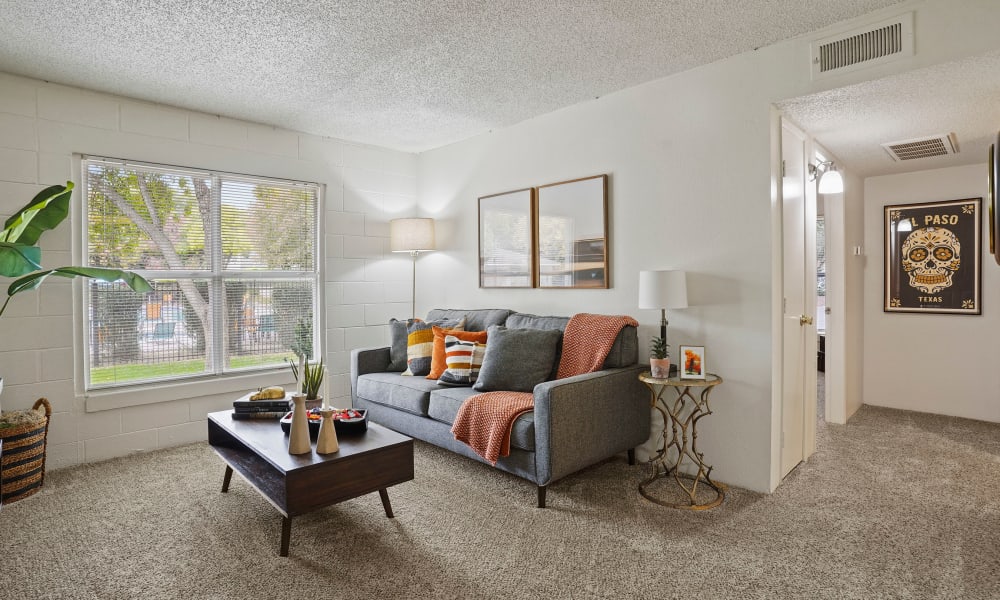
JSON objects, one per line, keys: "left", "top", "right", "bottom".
{"left": 280, "top": 408, "right": 368, "bottom": 437}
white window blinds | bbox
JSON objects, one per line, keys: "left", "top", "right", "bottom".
{"left": 83, "top": 157, "right": 320, "bottom": 389}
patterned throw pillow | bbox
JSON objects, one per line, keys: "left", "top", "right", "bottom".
{"left": 437, "top": 336, "right": 487, "bottom": 386}
{"left": 403, "top": 317, "right": 465, "bottom": 376}
{"left": 427, "top": 326, "right": 489, "bottom": 380}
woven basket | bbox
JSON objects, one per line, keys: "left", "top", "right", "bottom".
{"left": 0, "top": 398, "right": 52, "bottom": 505}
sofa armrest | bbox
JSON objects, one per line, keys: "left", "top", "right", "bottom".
{"left": 532, "top": 365, "right": 650, "bottom": 485}
{"left": 350, "top": 347, "right": 391, "bottom": 405}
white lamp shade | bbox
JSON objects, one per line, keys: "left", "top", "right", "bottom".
{"left": 390, "top": 218, "right": 435, "bottom": 252}
{"left": 638, "top": 270, "right": 688, "bottom": 310}
{"left": 818, "top": 168, "right": 844, "bottom": 194}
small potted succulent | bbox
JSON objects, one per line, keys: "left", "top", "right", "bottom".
{"left": 287, "top": 356, "right": 324, "bottom": 402}
{"left": 650, "top": 337, "right": 670, "bottom": 379}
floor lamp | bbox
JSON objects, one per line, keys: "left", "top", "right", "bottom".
{"left": 638, "top": 269, "right": 688, "bottom": 347}
{"left": 390, "top": 218, "right": 436, "bottom": 319}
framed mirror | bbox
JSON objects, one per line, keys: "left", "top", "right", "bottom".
{"left": 989, "top": 142, "right": 994, "bottom": 259}
{"left": 535, "top": 174, "right": 609, "bottom": 288}
{"left": 479, "top": 188, "right": 535, "bottom": 288}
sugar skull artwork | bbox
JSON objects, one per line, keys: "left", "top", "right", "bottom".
{"left": 900, "top": 226, "right": 961, "bottom": 294}
{"left": 884, "top": 198, "right": 981, "bottom": 314}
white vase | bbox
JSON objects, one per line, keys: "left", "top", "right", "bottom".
{"left": 315, "top": 408, "right": 340, "bottom": 455}
{"left": 287, "top": 393, "right": 312, "bottom": 455}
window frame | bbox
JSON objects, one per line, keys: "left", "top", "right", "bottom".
{"left": 77, "top": 156, "right": 323, "bottom": 400}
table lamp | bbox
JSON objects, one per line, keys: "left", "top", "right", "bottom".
{"left": 638, "top": 270, "right": 688, "bottom": 346}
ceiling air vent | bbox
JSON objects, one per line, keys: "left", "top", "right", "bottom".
{"left": 881, "top": 133, "right": 959, "bottom": 161}
{"left": 810, "top": 12, "right": 913, "bottom": 79}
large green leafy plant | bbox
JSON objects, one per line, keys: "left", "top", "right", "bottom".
{"left": 0, "top": 182, "right": 152, "bottom": 317}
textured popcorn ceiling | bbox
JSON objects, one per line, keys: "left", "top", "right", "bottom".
{"left": 779, "top": 50, "right": 1000, "bottom": 178}
{"left": 0, "top": 0, "right": 905, "bottom": 152}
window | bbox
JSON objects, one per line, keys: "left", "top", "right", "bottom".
{"left": 82, "top": 157, "right": 320, "bottom": 390}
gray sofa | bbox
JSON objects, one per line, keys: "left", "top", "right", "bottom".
{"left": 350, "top": 308, "right": 650, "bottom": 507}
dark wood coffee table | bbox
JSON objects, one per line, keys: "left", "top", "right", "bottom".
{"left": 207, "top": 410, "right": 414, "bottom": 556}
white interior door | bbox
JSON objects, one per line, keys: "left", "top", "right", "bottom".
{"left": 780, "top": 121, "right": 818, "bottom": 478}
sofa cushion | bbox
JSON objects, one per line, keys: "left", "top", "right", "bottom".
{"left": 474, "top": 325, "right": 562, "bottom": 393}
{"left": 426, "top": 308, "right": 510, "bottom": 332}
{"left": 506, "top": 313, "right": 569, "bottom": 331}
{"left": 427, "top": 326, "right": 489, "bottom": 380}
{"left": 428, "top": 387, "right": 535, "bottom": 452}
{"left": 437, "top": 335, "right": 487, "bottom": 386}
{"left": 603, "top": 325, "right": 638, "bottom": 368}
{"left": 356, "top": 372, "right": 439, "bottom": 416}
{"left": 507, "top": 313, "right": 637, "bottom": 369}
{"left": 403, "top": 318, "right": 465, "bottom": 376}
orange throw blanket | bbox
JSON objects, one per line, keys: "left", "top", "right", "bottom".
{"left": 452, "top": 313, "right": 638, "bottom": 465}
{"left": 556, "top": 313, "right": 638, "bottom": 379}
{"left": 451, "top": 391, "right": 534, "bottom": 465}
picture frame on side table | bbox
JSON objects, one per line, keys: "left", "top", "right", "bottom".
{"left": 535, "top": 174, "right": 609, "bottom": 288}
{"left": 679, "top": 345, "right": 706, "bottom": 380}
{"left": 479, "top": 188, "right": 535, "bottom": 288}
{"left": 883, "top": 197, "right": 981, "bottom": 315}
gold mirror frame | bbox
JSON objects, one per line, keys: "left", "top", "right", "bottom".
{"left": 991, "top": 135, "right": 1000, "bottom": 265}
{"left": 478, "top": 187, "right": 535, "bottom": 288}
{"left": 534, "top": 174, "right": 609, "bottom": 289}
{"left": 989, "top": 143, "right": 995, "bottom": 257}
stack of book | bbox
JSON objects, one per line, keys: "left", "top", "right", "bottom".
{"left": 232, "top": 397, "right": 291, "bottom": 420}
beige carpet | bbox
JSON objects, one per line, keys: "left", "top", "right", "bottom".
{"left": 2, "top": 405, "right": 999, "bottom": 600}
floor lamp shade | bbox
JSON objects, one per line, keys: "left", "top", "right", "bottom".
{"left": 390, "top": 218, "right": 436, "bottom": 320}
{"left": 390, "top": 218, "right": 436, "bottom": 253}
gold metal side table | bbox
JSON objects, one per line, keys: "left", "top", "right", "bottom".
{"left": 638, "top": 372, "right": 726, "bottom": 510}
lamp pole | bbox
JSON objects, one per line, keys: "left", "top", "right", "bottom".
{"left": 410, "top": 250, "right": 418, "bottom": 320}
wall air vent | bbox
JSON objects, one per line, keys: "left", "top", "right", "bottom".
{"left": 810, "top": 12, "right": 913, "bottom": 79}
{"left": 881, "top": 133, "right": 959, "bottom": 161}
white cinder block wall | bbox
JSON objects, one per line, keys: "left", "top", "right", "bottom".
{"left": 0, "top": 72, "right": 416, "bottom": 470}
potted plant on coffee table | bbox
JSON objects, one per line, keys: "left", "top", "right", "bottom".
{"left": 650, "top": 336, "right": 670, "bottom": 379}
{"left": 287, "top": 356, "right": 325, "bottom": 406}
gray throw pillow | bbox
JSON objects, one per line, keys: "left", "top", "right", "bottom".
{"left": 474, "top": 325, "right": 562, "bottom": 393}
{"left": 387, "top": 318, "right": 417, "bottom": 372}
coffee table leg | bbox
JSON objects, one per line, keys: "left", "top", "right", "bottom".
{"left": 280, "top": 516, "right": 292, "bottom": 557}
{"left": 378, "top": 488, "right": 394, "bottom": 518}
{"left": 221, "top": 466, "right": 233, "bottom": 493}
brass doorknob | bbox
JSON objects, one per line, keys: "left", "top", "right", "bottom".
{"left": 799, "top": 315, "right": 814, "bottom": 326}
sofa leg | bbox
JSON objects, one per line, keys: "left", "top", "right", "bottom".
{"left": 537, "top": 485, "right": 547, "bottom": 509}
{"left": 627, "top": 448, "right": 636, "bottom": 465}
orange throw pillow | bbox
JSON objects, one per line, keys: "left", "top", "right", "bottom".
{"left": 427, "top": 326, "right": 488, "bottom": 380}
